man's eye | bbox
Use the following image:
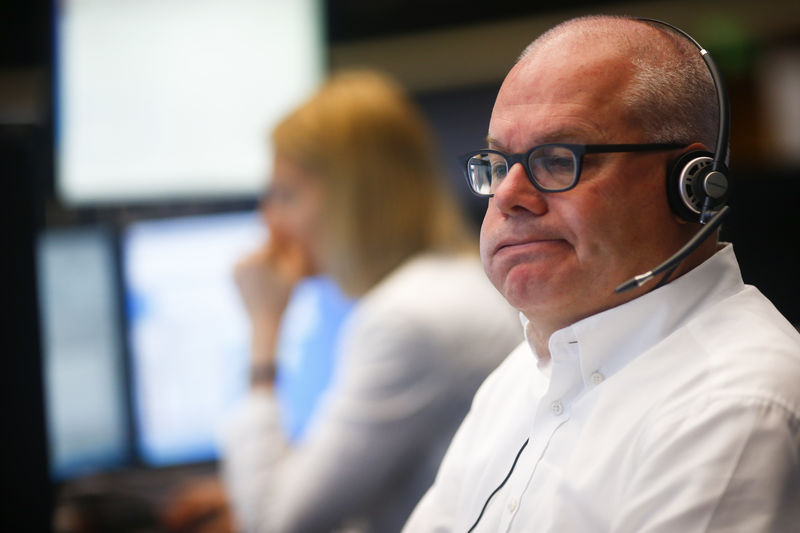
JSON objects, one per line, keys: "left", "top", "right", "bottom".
{"left": 545, "top": 157, "right": 573, "bottom": 173}
{"left": 491, "top": 164, "right": 508, "bottom": 180}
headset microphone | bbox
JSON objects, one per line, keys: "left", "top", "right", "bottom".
{"left": 616, "top": 18, "right": 732, "bottom": 294}
{"left": 615, "top": 204, "right": 730, "bottom": 293}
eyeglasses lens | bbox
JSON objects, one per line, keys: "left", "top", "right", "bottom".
{"left": 528, "top": 146, "right": 578, "bottom": 191}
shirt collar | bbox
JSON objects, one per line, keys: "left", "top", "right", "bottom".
{"left": 521, "top": 313, "right": 552, "bottom": 377}
{"left": 522, "top": 243, "right": 744, "bottom": 388}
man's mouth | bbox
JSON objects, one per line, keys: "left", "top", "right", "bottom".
{"left": 495, "top": 238, "right": 564, "bottom": 255}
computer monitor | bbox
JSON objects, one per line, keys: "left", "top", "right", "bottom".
{"left": 41, "top": 208, "right": 352, "bottom": 474}
{"left": 121, "top": 210, "right": 267, "bottom": 466}
{"left": 53, "top": 0, "right": 325, "bottom": 205}
{"left": 37, "top": 226, "right": 131, "bottom": 480}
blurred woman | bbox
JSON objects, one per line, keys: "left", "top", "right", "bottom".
{"left": 220, "top": 69, "right": 521, "bottom": 533}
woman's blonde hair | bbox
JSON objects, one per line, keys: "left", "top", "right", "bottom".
{"left": 272, "top": 69, "right": 475, "bottom": 296}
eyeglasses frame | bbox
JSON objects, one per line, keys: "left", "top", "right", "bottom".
{"left": 460, "top": 143, "right": 688, "bottom": 197}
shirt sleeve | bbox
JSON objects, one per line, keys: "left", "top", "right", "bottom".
{"left": 218, "top": 391, "right": 288, "bottom": 532}
{"left": 613, "top": 394, "right": 800, "bottom": 533}
{"left": 219, "top": 306, "right": 459, "bottom": 533}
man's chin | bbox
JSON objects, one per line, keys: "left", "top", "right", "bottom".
{"left": 497, "top": 264, "right": 563, "bottom": 310}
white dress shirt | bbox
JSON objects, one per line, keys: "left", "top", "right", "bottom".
{"left": 219, "top": 252, "right": 523, "bottom": 533}
{"left": 403, "top": 244, "right": 800, "bottom": 533}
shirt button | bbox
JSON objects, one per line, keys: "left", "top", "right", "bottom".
{"left": 590, "top": 371, "right": 605, "bottom": 385}
{"left": 551, "top": 400, "right": 564, "bottom": 416}
{"left": 507, "top": 497, "right": 518, "bottom": 512}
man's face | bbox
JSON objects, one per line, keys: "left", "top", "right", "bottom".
{"left": 480, "top": 42, "right": 691, "bottom": 329}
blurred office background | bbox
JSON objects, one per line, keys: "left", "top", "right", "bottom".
{"left": 2, "top": 0, "right": 798, "bottom": 531}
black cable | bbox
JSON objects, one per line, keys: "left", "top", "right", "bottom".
{"left": 466, "top": 437, "right": 530, "bottom": 533}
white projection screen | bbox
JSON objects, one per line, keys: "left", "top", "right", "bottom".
{"left": 54, "top": 0, "right": 325, "bottom": 204}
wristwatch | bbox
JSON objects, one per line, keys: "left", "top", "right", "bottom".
{"left": 249, "top": 362, "right": 276, "bottom": 387}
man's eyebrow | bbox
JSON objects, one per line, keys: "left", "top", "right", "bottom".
{"left": 486, "top": 129, "right": 591, "bottom": 152}
{"left": 485, "top": 135, "right": 505, "bottom": 150}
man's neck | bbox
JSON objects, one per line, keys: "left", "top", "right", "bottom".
{"left": 523, "top": 238, "right": 722, "bottom": 362}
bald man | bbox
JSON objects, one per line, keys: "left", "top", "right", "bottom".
{"left": 403, "top": 15, "right": 800, "bottom": 533}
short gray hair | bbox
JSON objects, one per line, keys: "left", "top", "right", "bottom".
{"left": 518, "top": 15, "right": 719, "bottom": 149}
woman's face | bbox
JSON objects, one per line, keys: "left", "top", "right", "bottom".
{"left": 262, "top": 154, "right": 326, "bottom": 272}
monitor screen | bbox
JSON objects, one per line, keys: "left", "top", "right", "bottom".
{"left": 37, "top": 226, "right": 131, "bottom": 480}
{"left": 122, "top": 210, "right": 266, "bottom": 466}
{"left": 54, "top": 0, "right": 324, "bottom": 205}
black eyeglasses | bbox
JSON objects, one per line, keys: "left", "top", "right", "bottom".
{"left": 460, "top": 143, "right": 687, "bottom": 197}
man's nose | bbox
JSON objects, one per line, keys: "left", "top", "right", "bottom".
{"left": 490, "top": 163, "right": 549, "bottom": 216}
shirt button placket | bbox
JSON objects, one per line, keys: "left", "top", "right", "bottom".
{"left": 551, "top": 400, "right": 564, "bottom": 416}
{"left": 590, "top": 371, "right": 605, "bottom": 385}
{"left": 507, "top": 496, "right": 518, "bottom": 513}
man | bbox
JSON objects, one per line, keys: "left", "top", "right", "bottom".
{"left": 403, "top": 15, "right": 800, "bottom": 532}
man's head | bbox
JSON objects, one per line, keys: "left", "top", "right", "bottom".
{"left": 479, "top": 15, "right": 721, "bottom": 342}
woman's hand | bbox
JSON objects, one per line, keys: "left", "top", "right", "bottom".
{"left": 234, "top": 235, "right": 315, "bottom": 381}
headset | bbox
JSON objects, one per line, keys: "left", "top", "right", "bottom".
{"left": 616, "top": 18, "right": 732, "bottom": 293}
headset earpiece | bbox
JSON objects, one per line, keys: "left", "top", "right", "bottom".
{"left": 667, "top": 150, "right": 729, "bottom": 222}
